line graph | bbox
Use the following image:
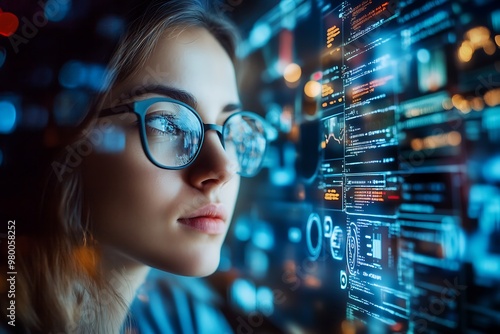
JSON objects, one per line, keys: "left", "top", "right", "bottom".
{"left": 322, "top": 115, "right": 345, "bottom": 160}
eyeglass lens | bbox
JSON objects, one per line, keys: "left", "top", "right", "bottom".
{"left": 143, "top": 100, "right": 266, "bottom": 176}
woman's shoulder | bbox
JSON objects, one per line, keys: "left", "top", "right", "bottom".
{"left": 126, "top": 269, "right": 234, "bottom": 334}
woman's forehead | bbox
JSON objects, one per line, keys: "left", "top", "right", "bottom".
{"left": 107, "top": 27, "right": 239, "bottom": 109}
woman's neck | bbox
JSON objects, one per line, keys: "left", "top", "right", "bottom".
{"left": 82, "top": 246, "right": 151, "bottom": 333}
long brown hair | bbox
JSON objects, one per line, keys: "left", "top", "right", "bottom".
{"left": 7, "top": 1, "right": 238, "bottom": 332}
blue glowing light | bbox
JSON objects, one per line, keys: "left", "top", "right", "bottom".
{"left": 256, "top": 286, "right": 274, "bottom": 316}
{"left": 270, "top": 169, "right": 294, "bottom": 185}
{"left": 218, "top": 245, "right": 232, "bottom": 272}
{"left": 44, "top": 0, "right": 72, "bottom": 22}
{"left": 234, "top": 216, "right": 252, "bottom": 241}
{"left": 231, "top": 279, "right": 256, "bottom": 313}
{"left": 246, "top": 247, "right": 269, "bottom": 277}
{"left": 0, "top": 149, "right": 3, "bottom": 166}
{"left": 0, "top": 101, "right": 17, "bottom": 134}
{"left": 249, "top": 23, "right": 271, "bottom": 49}
{"left": 417, "top": 49, "right": 430, "bottom": 63}
{"left": 59, "top": 61, "right": 109, "bottom": 91}
{"left": 94, "top": 127, "right": 126, "bottom": 153}
{"left": 288, "top": 227, "right": 302, "bottom": 243}
{"left": 447, "top": 32, "right": 457, "bottom": 44}
{"left": 482, "top": 155, "right": 500, "bottom": 183}
{"left": 86, "top": 64, "right": 109, "bottom": 92}
{"left": 59, "top": 61, "right": 85, "bottom": 89}
{"left": 252, "top": 223, "right": 274, "bottom": 250}
{"left": 0, "top": 47, "right": 6, "bottom": 68}
{"left": 492, "top": 10, "right": 500, "bottom": 31}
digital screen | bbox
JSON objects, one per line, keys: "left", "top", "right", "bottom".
{"left": 227, "top": 0, "right": 500, "bottom": 333}
{"left": 1, "top": 0, "right": 499, "bottom": 333}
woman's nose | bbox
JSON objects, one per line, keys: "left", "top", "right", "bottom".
{"left": 186, "top": 130, "right": 238, "bottom": 191}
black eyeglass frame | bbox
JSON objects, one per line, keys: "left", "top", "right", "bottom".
{"left": 98, "top": 97, "right": 268, "bottom": 176}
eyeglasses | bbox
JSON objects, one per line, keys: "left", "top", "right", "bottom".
{"left": 99, "top": 97, "right": 268, "bottom": 177}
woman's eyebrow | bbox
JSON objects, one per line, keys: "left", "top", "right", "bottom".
{"left": 223, "top": 103, "right": 242, "bottom": 112}
{"left": 123, "top": 85, "right": 199, "bottom": 110}
{"left": 121, "top": 84, "right": 242, "bottom": 113}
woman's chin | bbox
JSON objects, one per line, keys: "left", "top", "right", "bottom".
{"left": 150, "top": 253, "right": 221, "bottom": 277}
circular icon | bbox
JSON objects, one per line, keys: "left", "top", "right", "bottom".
{"left": 306, "top": 213, "right": 322, "bottom": 261}
{"left": 324, "top": 215, "right": 333, "bottom": 237}
{"left": 346, "top": 223, "right": 357, "bottom": 275}
{"left": 330, "top": 226, "right": 344, "bottom": 261}
{"left": 340, "top": 270, "right": 347, "bottom": 290}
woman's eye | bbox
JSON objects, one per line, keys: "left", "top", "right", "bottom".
{"left": 146, "top": 115, "right": 180, "bottom": 135}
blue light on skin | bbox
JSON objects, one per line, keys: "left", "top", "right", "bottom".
{"left": 0, "top": 101, "right": 17, "bottom": 134}
{"left": 44, "top": 0, "right": 71, "bottom": 22}
{"left": 95, "top": 127, "right": 126, "bottom": 153}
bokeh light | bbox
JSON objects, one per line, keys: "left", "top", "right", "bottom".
{"left": 304, "top": 80, "right": 321, "bottom": 98}
{"left": 0, "top": 47, "right": 6, "bottom": 68}
{"left": 283, "top": 63, "right": 302, "bottom": 83}
{"left": 44, "top": 0, "right": 72, "bottom": 22}
{"left": 59, "top": 60, "right": 86, "bottom": 89}
{"left": 0, "top": 101, "right": 17, "bottom": 134}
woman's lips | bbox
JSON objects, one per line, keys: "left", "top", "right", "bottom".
{"left": 178, "top": 204, "right": 228, "bottom": 235}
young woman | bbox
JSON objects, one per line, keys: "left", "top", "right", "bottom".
{"left": 3, "top": 1, "right": 268, "bottom": 332}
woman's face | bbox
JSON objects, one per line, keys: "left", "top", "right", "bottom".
{"left": 83, "top": 27, "right": 241, "bottom": 276}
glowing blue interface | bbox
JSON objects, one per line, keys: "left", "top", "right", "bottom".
{"left": 226, "top": 0, "right": 500, "bottom": 332}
